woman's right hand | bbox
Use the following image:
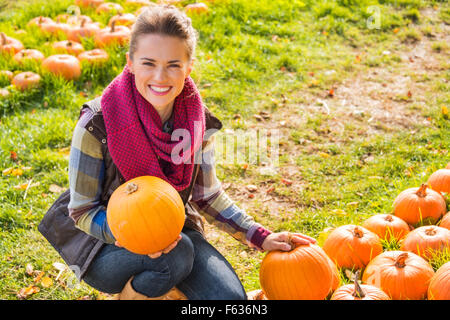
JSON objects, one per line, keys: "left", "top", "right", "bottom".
{"left": 115, "top": 234, "right": 182, "bottom": 259}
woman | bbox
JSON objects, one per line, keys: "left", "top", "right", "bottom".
{"left": 39, "top": 5, "right": 316, "bottom": 300}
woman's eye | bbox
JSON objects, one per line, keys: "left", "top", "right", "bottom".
{"left": 143, "top": 62, "right": 155, "bottom": 67}
{"left": 169, "top": 64, "right": 181, "bottom": 68}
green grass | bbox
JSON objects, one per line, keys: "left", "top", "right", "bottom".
{"left": 0, "top": 0, "right": 449, "bottom": 299}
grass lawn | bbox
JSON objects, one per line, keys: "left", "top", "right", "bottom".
{"left": 0, "top": 0, "right": 449, "bottom": 299}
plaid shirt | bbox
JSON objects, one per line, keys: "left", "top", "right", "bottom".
{"left": 68, "top": 109, "right": 271, "bottom": 250}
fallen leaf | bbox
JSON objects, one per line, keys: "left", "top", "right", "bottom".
{"left": 246, "top": 184, "right": 258, "bottom": 192}
{"left": 49, "top": 184, "right": 65, "bottom": 193}
{"left": 25, "top": 264, "right": 34, "bottom": 276}
{"left": 10, "top": 151, "right": 18, "bottom": 161}
{"left": 14, "top": 181, "right": 40, "bottom": 190}
{"left": 33, "top": 271, "right": 45, "bottom": 283}
{"left": 347, "top": 201, "right": 359, "bottom": 208}
{"left": 318, "top": 152, "right": 330, "bottom": 158}
{"left": 280, "top": 178, "right": 293, "bottom": 186}
{"left": 40, "top": 276, "right": 53, "bottom": 288}
{"left": 2, "top": 167, "right": 13, "bottom": 175}
{"left": 11, "top": 168, "right": 23, "bottom": 176}
{"left": 17, "top": 285, "right": 40, "bottom": 299}
{"left": 330, "top": 209, "right": 348, "bottom": 216}
{"left": 266, "top": 185, "right": 275, "bottom": 193}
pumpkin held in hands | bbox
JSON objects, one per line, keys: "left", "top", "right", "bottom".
{"left": 259, "top": 237, "right": 334, "bottom": 300}
{"left": 107, "top": 176, "right": 185, "bottom": 255}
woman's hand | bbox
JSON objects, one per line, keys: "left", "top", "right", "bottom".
{"left": 115, "top": 234, "right": 182, "bottom": 259}
{"left": 261, "top": 232, "right": 316, "bottom": 252}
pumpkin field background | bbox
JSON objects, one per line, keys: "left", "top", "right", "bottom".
{"left": 0, "top": 0, "right": 449, "bottom": 299}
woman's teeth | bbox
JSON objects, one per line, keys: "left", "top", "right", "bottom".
{"left": 150, "top": 85, "right": 171, "bottom": 92}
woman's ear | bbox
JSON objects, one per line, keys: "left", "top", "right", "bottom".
{"left": 126, "top": 52, "right": 134, "bottom": 74}
{"left": 185, "top": 58, "right": 195, "bottom": 78}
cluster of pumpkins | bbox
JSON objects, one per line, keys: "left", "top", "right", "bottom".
{"left": 0, "top": 0, "right": 209, "bottom": 96}
{"left": 259, "top": 162, "right": 450, "bottom": 300}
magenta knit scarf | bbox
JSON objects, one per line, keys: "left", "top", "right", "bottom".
{"left": 101, "top": 65, "right": 205, "bottom": 191}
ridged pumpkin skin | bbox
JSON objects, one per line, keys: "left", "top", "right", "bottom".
{"left": 362, "top": 251, "right": 434, "bottom": 300}
{"left": 331, "top": 283, "right": 390, "bottom": 300}
{"left": 322, "top": 225, "right": 383, "bottom": 270}
{"left": 362, "top": 214, "right": 410, "bottom": 241}
{"left": 393, "top": 184, "right": 446, "bottom": 226}
{"left": 428, "top": 261, "right": 450, "bottom": 300}
{"left": 400, "top": 226, "right": 450, "bottom": 261}
{"left": 42, "top": 54, "right": 81, "bottom": 80}
{"left": 439, "top": 212, "right": 450, "bottom": 230}
{"left": 107, "top": 176, "right": 185, "bottom": 255}
{"left": 259, "top": 243, "right": 333, "bottom": 300}
{"left": 427, "top": 168, "right": 450, "bottom": 194}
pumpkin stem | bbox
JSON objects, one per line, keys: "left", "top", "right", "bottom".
{"left": 125, "top": 182, "right": 138, "bottom": 195}
{"left": 110, "top": 20, "right": 116, "bottom": 33}
{"left": 395, "top": 252, "right": 408, "bottom": 268}
{"left": 353, "top": 226, "right": 364, "bottom": 238}
{"left": 385, "top": 214, "right": 394, "bottom": 222}
{"left": 81, "top": 18, "right": 86, "bottom": 28}
{"left": 425, "top": 227, "right": 437, "bottom": 236}
{"left": 352, "top": 270, "right": 365, "bottom": 299}
{"left": 416, "top": 184, "right": 428, "bottom": 198}
{"left": 39, "top": 16, "right": 43, "bottom": 24}
{"left": 0, "top": 32, "right": 6, "bottom": 46}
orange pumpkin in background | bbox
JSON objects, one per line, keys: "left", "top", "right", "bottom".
{"left": 52, "top": 40, "right": 85, "bottom": 56}
{"left": 95, "top": 21, "right": 131, "bottom": 47}
{"left": 106, "top": 176, "right": 185, "bottom": 255}
{"left": 185, "top": 3, "right": 209, "bottom": 15}
{"left": 393, "top": 184, "right": 446, "bottom": 226}
{"left": 13, "top": 49, "right": 45, "bottom": 64}
{"left": 0, "top": 32, "right": 24, "bottom": 55}
{"left": 95, "top": 2, "right": 124, "bottom": 14}
{"left": 427, "top": 261, "right": 450, "bottom": 300}
{"left": 362, "top": 214, "right": 410, "bottom": 241}
{"left": 362, "top": 251, "right": 434, "bottom": 300}
{"left": 439, "top": 212, "right": 450, "bottom": 230}
{"left": 0, "top": 70, "right": 13, "bottom": 81}
{"left": 322, "top": 225, "right": 383, "bottom": 270}
{"left": 12, "top": 71, "right": 41, "bottom": 91}
{"left": 67, "top": 19, "right": 101, "bottom": 42}
{"left": 400, "top": 225, "right": 450, "bottom": 261}
{"left": 259, "top": 240, "right": 334, "bottom": 300}
{"left": 125, "top": 0, "right": 153, "bottom": 10}
{"left": 108, "top": 12, "right": 136, "bottom": 28}
{"left": 427, "top": 168, "right": 450, "bottom": 195}
{"left": 27, "top": 16, "right": 53, "bottom": 28}
{"left": 42, "top": 54, "right": 82, "bottom": 80}
{"left": 77, "top": 49, "right": 109, "bottom": 65}
{"left": 75, "top": 0, "right": 105, "bottom": 9}
{"left": 331, "top": 271, "right": 390, "bottom": 300}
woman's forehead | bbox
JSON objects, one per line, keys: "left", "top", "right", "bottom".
{"left": 134, "top": 33, "right": 190, "bottom": 62}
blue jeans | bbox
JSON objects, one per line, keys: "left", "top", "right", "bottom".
{"left": 83, "top": 227, "right": 248, "bottom": 300}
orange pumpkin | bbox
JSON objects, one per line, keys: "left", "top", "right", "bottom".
{"left": 106, "top": 176, "right": 185, "bottom": 255}
{"left": 27, "top": 16, "right": 54, "bottom": 28}
{"left": 75, "top": 0, "right": 105, "bottom": 9}
{"left": 427, "top": 168, "right": 450, "bottom": 195}
{"left": 362, "top": 251, "right": 434, "bottom": 300}
{"left": 12, "top": 71, "right": 41, "bottom": 91}
{"left": 95, "top": 2, "right": 124, "bottom": 14}
{"left": 0, "top": 70, "right": 14, "bottom": 81}
{"left": 52, "top": 40, "right": 85, "bottom": 56}
{"left": 0, "top": 32, "right": 24, "bottom": 55}
{"left": 42, "top": 54, "right": 81, "bottom": 80}
{"left": 67, "top": 19, "right": 101, "bottom": 42}
{"left": 322, "top": 225, "right": 383, "bottom": 270}
{"left": 185, "top": 3, "right": 209, "bottom": 15}
{"left": 362, "top": 214, "right": 410, "bottom": 241}
{"left": 95, "top": 21, "right": 131, "bottom": 47}
{"left": 77, "top": 49, "right": 109, "bottom": 65}
{"left": 259, "top": 240, "right": 334, "bottom": 300}
{"left": 326, "top": 254, "right": 341, "bottom": 294}
{"left": 108, "top": 13, "right": 136, "bottom": 28}
{"left": 439, "top": 212, "right": 450, "bottom": 230}
{"left": 446, "top": 163, "right": 450, "bottom": 169}
{"left": 66, "top": 15, "right": 93, "bottom": 26}
{"left": 393, "top": 183, "right": 446, "bottom": 226}
{"left": 400, "top": 226, "right": 450, "bottom": 260}
{"left": 13, "top": 49, "right": 45, "bottom": 64}
{"left": 331, "top": 271, "right": 390, "bottom": 300}
{"left": 428, "top": 261, "right": 450, "bottom": 300}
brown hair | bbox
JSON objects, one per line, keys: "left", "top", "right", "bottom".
{"left": 129, "top": 4, "right": 198, "bottom": 61}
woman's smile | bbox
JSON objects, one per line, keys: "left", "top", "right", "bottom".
{"left": 148, "top": 84, "right": 173, "bottom": 96}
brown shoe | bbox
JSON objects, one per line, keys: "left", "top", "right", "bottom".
{"left": 117, "top": 277, "right": 187, "bottom": 300}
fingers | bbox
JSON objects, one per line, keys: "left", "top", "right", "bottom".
{"left": 115, "top": 241, "right": 123, "bottom": 248}
{"left": 148, "top": 235, "right": 182, "bottom": 258}
{"left": 291, "top": 233, "right": 317, "bottom": 244}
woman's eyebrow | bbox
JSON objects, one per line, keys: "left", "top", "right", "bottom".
{"left": 140, "top": 58, "right": 181, "bottom": 63}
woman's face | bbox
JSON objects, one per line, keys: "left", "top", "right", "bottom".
{"left": 126, "top": 33, "right": 193, "bottom": 112}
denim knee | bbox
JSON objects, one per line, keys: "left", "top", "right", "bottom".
{"left": 170, "top": 233, "right": 195, "bottom": 281}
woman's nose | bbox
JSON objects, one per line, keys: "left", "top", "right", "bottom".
{"left": 153, "top": 66, "right": 167, "bottom": 83}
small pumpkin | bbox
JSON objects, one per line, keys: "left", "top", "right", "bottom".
{"left": 12, "top": 71, "right": 41, "bottom": 91}
{"left": 331, "top": 270, "right": 390, "bottom": 300}
{"left": 66, "top": 14, "right": 93, "bottom": 26}
{"left": 95, "top": 21, "right": 131, "bottom": 47}
{"left": 42, "top": 54, "right": 81, "bottom": 80}
{"left": 439, "top": 212, "right": 450, "bottom": 230}
{"left": 184, "top": 3, "right": 209, "bottom": 15}
{"left": 27, "top": 16, "right": 54, "bottom": 28}
{"left": 259, "top": 239, "right": 334, "bottom": 300}
{"left": 362, "top": 251, "right": 434, "bottom": 300}
{"left": 427, "top": 261, "right": 450, "bottom": 300}
{"left": 322, "top": 225, "right": 383, "bottom": 270}
{"left": 74, "top": 0, "right": 105, "bottom": 8}
{"left": 67, "top": 18, "right": 101, "bottom": 42}
{"left": 52, "top": 40, "right": 85, "bottom": 56}
{"left": 427, "top": 168, "right": 450, "bottom": 195}
{"left": 393, "top": 183, "right": 446, "bottom": 226}
{"left": 0, "top": 70, "right": 14, "bottom": 81}
{"left": 362, "top": 214, "right": 410, "bottom": 241}
{"left": 13, "top": 49, "right": 45, "bottom": 64}
{"left": 108, "top": 12, "right": 136, "bottom": 28}
{"left": 107, "top": 176, "right": 185, "bottom": 255}
{"left": 0, "top": 32, "right": 24, "bottom": 55}
{"left": 400, "top": 225, "right": 450, "bottom": 261}
{"left": 95, "top": 2, "right": 124, "bottom": 14}
{"left": 77, "top": 49, "right": 109, "bottom": 65}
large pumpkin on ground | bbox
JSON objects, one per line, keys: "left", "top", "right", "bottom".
{"left": 400, "top": 225, "right": 450, "bottom": 261}
{"left": 427, "top": 261, "right": 450, "bottom": 300}
{"left": 107, "top": 176, "right": 185, "bottom": 255}
{"left": 322, "top": 225, "right": 383, "bottom": 270}
{"left": 259, "top": 239, "right": 334, "bottom": 300}
{"left": 362, "top": 251, "right": 434, "bottom": 300}
{"left": 42, "top": 54, "right": 81, "bottom": 80}
{"left": 427, "top": 168, "right": 450, "bottom": 195}
{"left": 393, "top": 184, "right": 446, "bottom": 226}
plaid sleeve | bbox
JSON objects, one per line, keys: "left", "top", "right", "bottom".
{"left": 67, "top": 109, "right": 115, "bottom": 244}
{"left": 190, "top": 135, "right": 272, "bottom": 250}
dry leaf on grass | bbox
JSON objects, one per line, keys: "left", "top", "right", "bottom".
{"left": 49, "top": 184, "right": 66, "bottom": 193}
{"left": 40, "top": 276, "right": 53, "bottom": 288}
{"left": 17, "top": 285, "right": 40, "bottom": 299}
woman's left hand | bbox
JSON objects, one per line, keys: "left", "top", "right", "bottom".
{"left": 261, "top": 231, "right": 316, "bottom": 252}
